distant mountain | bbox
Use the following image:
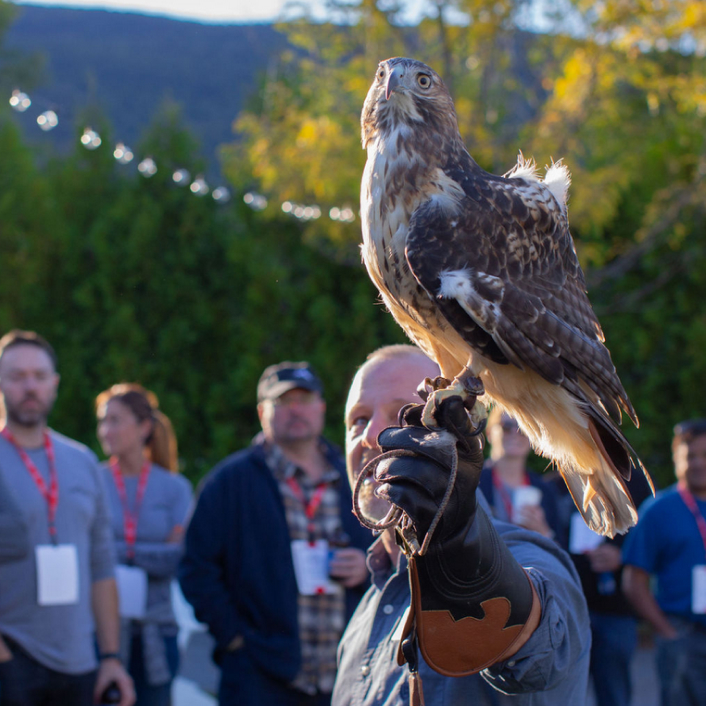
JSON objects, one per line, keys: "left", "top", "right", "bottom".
{"left": 4, "top": 6, "right": 288, "bottom": 174}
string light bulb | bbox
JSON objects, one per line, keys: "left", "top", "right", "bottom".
{"left": 190, "top": 175, "right": 209, "bottom": 195}
{"left": 281, "top": 201, "right": 322, "bottom": 221}
{"left": 244, "top": 192, "right": 267, "bottom": 210}
{"left": 113, "top": 143, "right": 134, "bottom": 164}
{"left": 212, "top": 187, "right": 231, "bottom": 203}
{"left": 80, "top": 128, "right": 102, "bottom": 150}
{"left": 37, "top": 110, "right": 58, "bottom": 131}
{"left": 172, "top": 169, "right": 190, "bottom": 185}
{"left": 329, "top": 206, "right": 355, "bottom": 222}
{"left": 137, "top": 157, "right": 157, "bottom": 177}
{"left": 9, "top": 89, "right": 31, "bottom": 112}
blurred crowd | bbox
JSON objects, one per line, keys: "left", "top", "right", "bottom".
{"left": 0, "top": 329, "right": 705, "bottom": 706}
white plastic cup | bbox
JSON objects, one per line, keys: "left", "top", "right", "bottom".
{"left": 512, "top": 486, "right": 542, "bottom": 522}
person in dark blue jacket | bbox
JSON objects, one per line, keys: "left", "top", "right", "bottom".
{"left": 179, "top": 362, "right": 373, "bottom": 706}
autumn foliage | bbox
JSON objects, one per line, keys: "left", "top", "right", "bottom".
{"left": 2, "top": 0, "right": 706, "bottom": 485}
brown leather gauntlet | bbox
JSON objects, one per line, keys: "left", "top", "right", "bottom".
{"left": 375, "top": 399, "right": 541, "bottom": 676}
{"left": 401, "top": 506, "right": 541, "bottom": 676}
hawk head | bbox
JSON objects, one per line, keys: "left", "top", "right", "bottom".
{"left": 361, "top": 57, "right": 461, "bottom": 152}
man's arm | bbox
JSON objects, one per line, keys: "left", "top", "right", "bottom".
{"left": 482, "top": 521, "right": 590, "bottom": 695}
{"left": 115, "top": 477, "right": 192, "bottom": 577}
{"left": 88, "top": 460, "right": 134, "bottom": 705}
{"left": 623, "top": 565, "right": 678, "bottom": 638}
{"left": 0, "top": 471, "right": 29, "bottom": 562}
{"left": 0, "top": 473, "right": 27, "bottom": 661}
{"left": 92, "top": 577, "right": 135, "bottom": 706}
{"left": 115, "top": 540, "right": 184, "bottom": 578}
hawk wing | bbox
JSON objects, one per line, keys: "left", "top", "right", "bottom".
{"left": 405, "top": 168, "right": 636, "bottom": 438}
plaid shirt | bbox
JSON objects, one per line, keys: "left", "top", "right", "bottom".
{"left": 265, "top": 442, "right": 346, "bottom": 695}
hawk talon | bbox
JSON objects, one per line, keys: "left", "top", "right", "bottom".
{"left": 416, "top": 376, "right": 452, "bottom": 403}
{"left": 420, "top": 374, "right": 488, "bottom": 433}
{"left": 459, "top": 374, "right": 485, "bottom": 400}
{"left": 469, "top": 413, "right": 487, "bottom": 437}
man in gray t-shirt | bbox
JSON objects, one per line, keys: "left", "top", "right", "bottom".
{"left": 0, "top": 330, "right": 134, "bottom": 706}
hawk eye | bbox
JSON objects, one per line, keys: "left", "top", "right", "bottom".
{"left": 377, "top": 68, "right": 385, "bottom": 80}
{"left": 417, "top": 74, "right": 431, "bottom": 89}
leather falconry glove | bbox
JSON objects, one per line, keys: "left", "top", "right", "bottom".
{"left": 374, "top": 397, "right": 541, "bottom": 677}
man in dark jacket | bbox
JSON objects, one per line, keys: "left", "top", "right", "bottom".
{"left": 179, "top": 362, "right": 373, "bottom": 706}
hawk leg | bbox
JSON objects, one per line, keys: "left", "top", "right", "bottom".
{"left": 419, "top": 370, "right": 487, "bottom": 432}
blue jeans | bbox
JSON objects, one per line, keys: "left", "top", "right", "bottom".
{"left": 589, "top": 612, "right": 638, "bottom": 706}
{"left": 128, "top": 634, "right": 179, "bottom": 706}
{"left": 655, "top": 617, "right": 706, "bottom": 706}
{"left": 0, "top": 636, "right": 97, "bottom": 706}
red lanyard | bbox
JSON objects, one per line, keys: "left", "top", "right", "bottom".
{"left": 492, "top": 467, "right": 528, "bottom": 520}
{"left": 286, "top": 477, "right": 327, "bottom": 539}
{"left": 110, "top": 459, "right": 151, "bottom": 559}
{"left": 1, "top": 427, "right": 59, "bottom": 543}
{"left": 678, "top": 482, "right": 706, "bottom": 558}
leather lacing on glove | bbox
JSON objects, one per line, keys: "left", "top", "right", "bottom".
{"left": 351, "top": 394, "right": 541, "bottom": 705}
{"left": 352, "top": 399, "right": 484, "bottom": 556}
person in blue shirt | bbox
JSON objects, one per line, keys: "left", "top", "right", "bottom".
{"left": 623, "top": 418, "right": 706, "bottom": 706}
{"left": 333, "top": 344, "right": 590, "bottom": 706}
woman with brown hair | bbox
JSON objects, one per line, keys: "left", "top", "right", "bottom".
{"left": 478, "top": 406, "right": 562, "bottom": 541}
{"left": 96, "top": 384, "right": 192, "bottom": 706}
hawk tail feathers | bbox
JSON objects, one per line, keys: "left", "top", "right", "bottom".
{"left": 558, "top": 455, "right": 636, "bottom": 539}
{"left": 587, "top": 408, "right": 654, "bottom": 495}
{"left": 559, "top": 414, "right": 653, "bottom": 538}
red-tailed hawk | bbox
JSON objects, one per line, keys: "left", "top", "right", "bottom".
{"left": 360, "top": 57, "right": 653, "bottom": 537}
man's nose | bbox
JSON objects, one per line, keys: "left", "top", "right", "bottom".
{"left": 362, "top": 413, "right": 387, "bottom": 452}
{"left": 23, "top": 377, "right": 39, "bottom": 393}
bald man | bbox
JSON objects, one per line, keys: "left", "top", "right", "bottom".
{"left": 333, "top": 344, "right": 590, "bottom": 706}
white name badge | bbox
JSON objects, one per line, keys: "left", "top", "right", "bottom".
{"left": 115, "top": 564, "right": 148, "bottom": 619}
{"left": 290, "top": 539, "right": 341, "bottom": 596}
{"left": 35, "top": 544, "right": 79, "bottom": 606}
{"left": 692, "top": 565, "right": 706, "bottom": 614}
{"left": 569, "top": 512, "right": 604, "bottom": 554}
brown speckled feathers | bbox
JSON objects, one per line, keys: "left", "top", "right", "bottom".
{"left": 360, "top": 57, "right": 653, "bottom": 536}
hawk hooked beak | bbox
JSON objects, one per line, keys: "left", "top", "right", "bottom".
{"left": 385, "top": 65, "right": 404, "bottom": 100}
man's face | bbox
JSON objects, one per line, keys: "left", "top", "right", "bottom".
{"left": 345, "top": 354, "right": 439, "bottom": 521}
{"left": 674, "top": 433, "right": 706, "bottom": 497}
{"left": 0, "top": 345, "right": 59, "bottom": 428}
{"left": 258, "top": 387, "right": 326, "bottom": 446}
